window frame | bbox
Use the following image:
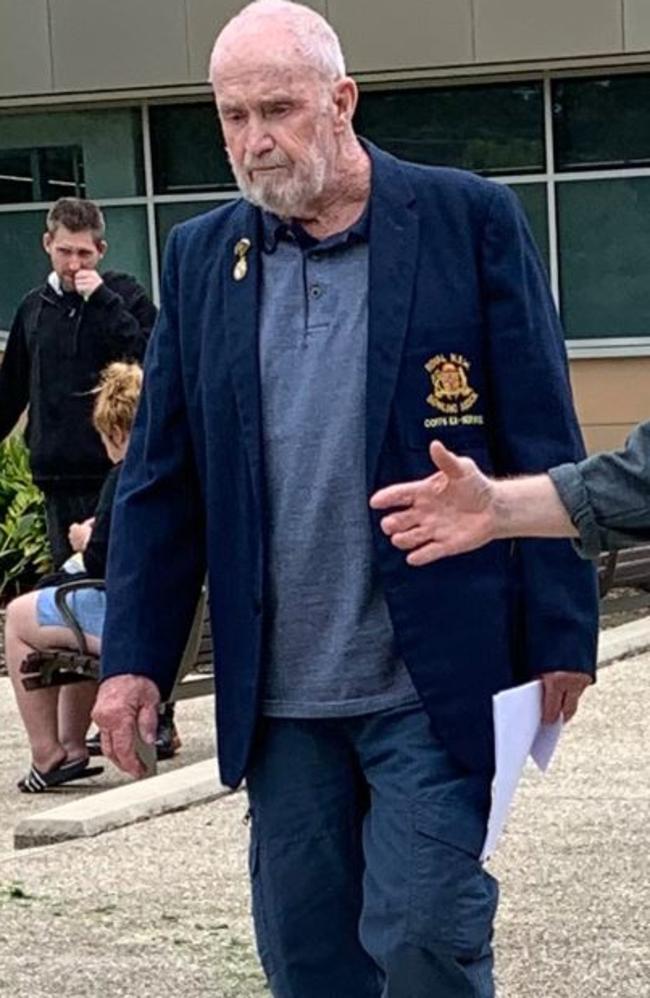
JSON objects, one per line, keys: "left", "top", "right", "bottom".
{"left": 0, "top": 74, "right": 649, "bottom": 357}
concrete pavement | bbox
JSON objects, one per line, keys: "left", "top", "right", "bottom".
{"left": 10, "top": 615, "right": 650, "bottom": 852}
{"left": 0, "top": 642, "right": 649, "bottom": 995}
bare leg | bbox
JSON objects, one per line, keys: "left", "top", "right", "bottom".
{"left": 58, "top": 681, "right": 99, "bottom": 762}
{"left": 5, "top": 592, "right": 100, "bottom": 772}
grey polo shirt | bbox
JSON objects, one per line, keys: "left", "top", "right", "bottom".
{"left": 258, "top": 210, "right": 419, "bottom": 717}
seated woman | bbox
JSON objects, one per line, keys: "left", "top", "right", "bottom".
{"left": 6, "top": 362, "right": 142, "bottom": 792}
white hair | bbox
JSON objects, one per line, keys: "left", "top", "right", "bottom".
{"left": 210, "top": 0, "right": 346, "bottom": 81}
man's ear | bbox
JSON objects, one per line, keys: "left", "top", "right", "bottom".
{"left": 332, "top": 77, "right": 358, "bottom": 131}
{"left": 96, "top": 239, "right": 107, "bottom": 261}
{"left": 42, "top": 232, "right": 52, "bottom": 254}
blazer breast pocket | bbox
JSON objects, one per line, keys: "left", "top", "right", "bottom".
{"left": 394, "top": 342, "right": 490, "bottom": 459}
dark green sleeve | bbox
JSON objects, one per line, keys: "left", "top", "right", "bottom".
{"left": 550, "top": 420, "right": 650, "bottom": 557}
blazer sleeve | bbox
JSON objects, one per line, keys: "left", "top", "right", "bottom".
{"left": 549, "top": 420, "right": 650, "bottom": 557}
{"left": 480, "top": 183, "right": 599, "bottom": 677}
{"left": 100, "top": 228, "right": 206, "bottom": 699}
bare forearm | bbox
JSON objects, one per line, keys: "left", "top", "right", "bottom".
{"left": 492, "top": 475, "right": 578, "bottom": 540}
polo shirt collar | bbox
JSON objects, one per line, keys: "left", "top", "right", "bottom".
{"left": 261, "top": 201, "right": 369, "bottom": 254}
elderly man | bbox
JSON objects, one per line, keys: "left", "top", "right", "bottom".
{"left": 93, "top": 2, "right": 598, "bottom": 996}
{"left": 372, "top": 422, "right": 650, "bottom": 564}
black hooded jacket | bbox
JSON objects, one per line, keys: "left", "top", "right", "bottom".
{"left": 0, "top": 271, "right": 156, "bottom": 488}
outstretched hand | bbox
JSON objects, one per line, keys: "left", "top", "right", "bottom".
{"left": 369, "top": 440, "right": 498, "bottom": 566}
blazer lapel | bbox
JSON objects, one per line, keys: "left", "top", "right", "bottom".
{"left": 222, "top": 201, "right": 264, "bottom": 508}
{"left": 366, "top": 145, "right": 419, "bottom": 491}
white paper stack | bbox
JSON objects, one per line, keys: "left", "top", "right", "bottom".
{"left": 481, "top": 680, "right": 563, "bottom": 861}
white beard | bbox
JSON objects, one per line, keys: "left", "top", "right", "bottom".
{"left": 229, "top": 145, "right": 328, "bottom": 218}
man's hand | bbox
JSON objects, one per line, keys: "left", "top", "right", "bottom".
{"left": 92, "top": 675, "right": 160, "bottom": 778}
{"left": 370, "top": 441, "right": 497, "bottom": 565}
{"left": 74, "top": 269, "right": 103, "bottom": 300}
{"left": 69, "top": 517, "right": 95, "bottom": 553}
{"left": 539, "top": 671, "right": 593, "bottom": 724}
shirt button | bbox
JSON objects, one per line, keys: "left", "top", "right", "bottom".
{"left": 309, "top": 284, "right": 323, "bottom": 299}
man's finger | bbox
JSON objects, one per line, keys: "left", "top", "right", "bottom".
{"left": 405, "top": 540, "right": 448, "bottom": 566}
{"left": 429, "top": 440, "right": 467, "bottom": 479}
{"left": 380, "top": 509, "right": 421, "bottom": 536}
{"left": 541, "top": 679, "right": 564, "bottom": 724}
{"left": 137, "top": 703, "right": 159, "bottom": 746}
{"left": 100, "top": 729, "right": 116, "bottom": 765}
{"left": 99, "top": 726, "right": 141, "bottom": 777}
{"left": 391, "top": 526, "right": 434, "bottom": 551}
{"left": 369, "top": 484, "right": 415, "bottom": 510}
{"left": 108, "top": 723, "right": 144, "bottom": 778}
{"left": 562, "top": 690, "right": 582, "bottom": 723}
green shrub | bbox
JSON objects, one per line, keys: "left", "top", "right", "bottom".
{"left": 0, "top": 436, "right": 51, "bottom": 601}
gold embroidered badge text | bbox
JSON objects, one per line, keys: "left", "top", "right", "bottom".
{"left": 424, "top": 354, "right": 480, "bottom": 416}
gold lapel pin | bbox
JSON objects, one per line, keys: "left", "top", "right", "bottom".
{"left": 233, "top": 238, "right": 252, "bottom": 281}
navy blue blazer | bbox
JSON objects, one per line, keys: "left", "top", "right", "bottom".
{"left": 101, "top": 143, "right": 598, "bottom": 787}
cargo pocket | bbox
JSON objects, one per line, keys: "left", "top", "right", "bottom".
{"left": 407, "top": 802, "right": 499, "bottom": 959}
{"left": 248, "top": 827, "right": 276, "bottom": 979}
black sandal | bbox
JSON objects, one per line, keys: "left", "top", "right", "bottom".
{"left": 17, "top": 757, "right": 104, "bottom": 793}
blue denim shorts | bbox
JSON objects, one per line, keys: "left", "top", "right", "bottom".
{"left": 36, "top": 585, "right": 106, "bottom": 639}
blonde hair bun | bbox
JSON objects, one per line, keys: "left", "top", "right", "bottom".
{"left": 92, "top": 361, "right": 143, "bottom": 439}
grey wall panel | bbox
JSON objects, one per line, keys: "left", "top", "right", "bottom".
{"left": 475, "top": 0, "right": 623, "bottom": 63}
{"left": 187, "top": 0, "right": 328, "bottom": 83}
{"left": 50, "top": 0, "right": 190, "bottom": 91}
{"left": 329, "top": 0, "right": 473, "bottom": 72}
{"left": 0, "top": 0, "right": 52, "bottom": 95}
{"left": 624, "top": 0, "right": 650, "bottom": 51}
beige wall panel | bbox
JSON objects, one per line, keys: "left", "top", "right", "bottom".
{"left": 624, "top": 0, "right": 650, "bottom": 52}
{"left": 475, "top": 0, "right": 623, "bottom": 63}
{"left": 581, "top": 423, "right": 635, "bottom": 453}
{"left": 569, "top": 356, "right": 650, "bottom": 452}
{"left": 0, "top": 0, "right": 52, "bottom": 95}
{"left": 50, "top": 0, "right": 189, "bottom": 91}
{"left": 187, "top": 0, "right": 328, "bottom": 82}
{"left": 329, "top": 0, "right": 473, "bottom": 72}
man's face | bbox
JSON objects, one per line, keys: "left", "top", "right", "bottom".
{"left": 43, "top": 225, "right": 105, "bottom": 291}
{"left": 213, "top": 49, "right": 339, "bottom": 217}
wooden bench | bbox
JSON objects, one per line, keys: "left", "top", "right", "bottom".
{"left": 20, "top": 580, "right": 214, "bottom": 700}
{"left": 598, "top": 543, "right": 650, "bottom": 611}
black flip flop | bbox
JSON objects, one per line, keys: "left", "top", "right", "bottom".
{"left": 17, "top": 757, "right": 104, "bottom": 793}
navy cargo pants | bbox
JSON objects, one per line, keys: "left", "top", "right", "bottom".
{"left": 246, "top": 703, "right": 498, "bottom": 997}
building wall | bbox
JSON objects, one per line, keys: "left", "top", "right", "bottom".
{"left": 1, "top": 0, "right": 649, "bottom": 99}
{"left": 571, "top": 357, "right": 650, "bottom": 453}
{"left": 1, "top": 0, "right": 649, "bottom": 447}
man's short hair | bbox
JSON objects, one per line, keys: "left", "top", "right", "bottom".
{"left": 46, "top": 198, "right": 106, "bottom": 244}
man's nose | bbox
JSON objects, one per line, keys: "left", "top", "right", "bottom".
{"left": 245, "top": 121, "right": 274, "bottom": 158}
